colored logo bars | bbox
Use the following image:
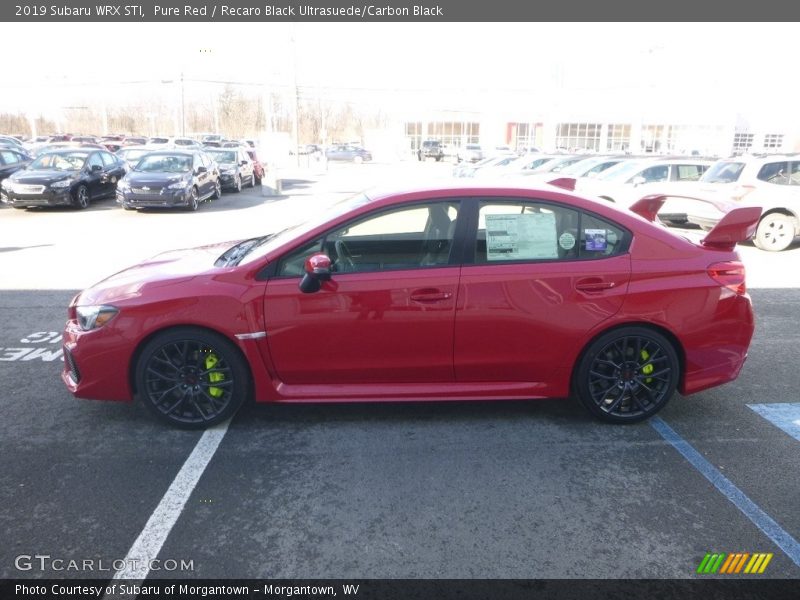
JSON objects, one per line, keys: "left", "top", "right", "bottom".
{"left": 697, "top": 552, "right": 773, "bottom": 574}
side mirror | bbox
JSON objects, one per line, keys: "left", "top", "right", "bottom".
{"left": 91, "top": 164, "right": 103, "bottom": 172}
{"left": 197, "top": 166, "right": 207, "bottom": 174}
{"left": 631, "top": 176, "right": 646, "bottom": 186}
{"left": 240, "top": 160, "right": 248, "bottom": 166}
{"left": 299, "top": 253, "right": 332, "bottom": 294}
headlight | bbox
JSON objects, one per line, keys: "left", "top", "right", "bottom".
{"left": 167, "top": 180, "right": 189, "bottom": 190}
{"left": 1, "top": 180, "right": 11, "bottom": 192}
{"left": 117, "top": 180, "right": 130, "bottom": 190}
{"left": 51, "top": 179, "right": 73, "bottom": 189}
{"left": 76, "top": 305, "right": 119, "bottom": 331}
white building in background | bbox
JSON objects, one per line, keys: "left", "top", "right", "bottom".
{"left": 397, "top": 86, "right": 800, "bottom": 159}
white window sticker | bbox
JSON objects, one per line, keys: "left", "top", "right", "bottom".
{"left": 486, "top": 213, "right": 558, "bottom": 260}
{"left": 585, "top": 228, "right": 608, "bottom": 251}
{"left": 559, "top": 232, "right": 576, "bottom": 250}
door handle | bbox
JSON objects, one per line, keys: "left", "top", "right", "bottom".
{"left": 410, "top": 289, "right": 453, "bottom": 302}
{"left": 575, "top": 279, "right": 616, "bottom": 292}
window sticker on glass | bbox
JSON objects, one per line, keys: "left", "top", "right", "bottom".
{"left": 559, "top": 232, "right": 576, "bottom": 250}
{"left": 585, "top": 228, "right": 608, "bottom": 251}
{"left": 486, "top": 213, "right": 558, "bottom": 260}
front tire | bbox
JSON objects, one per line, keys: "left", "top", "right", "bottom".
{"left": 73, "top": 185, "right": 90, "bottom": 209}
{"left": 233, "top": 175, "right": 242, "bottom": 193}
{"left": 575, "top": 327, "right": 679, "bottom": 423}
{"left": 212, "top": 180, "right": 222, "bottom": 199}
{"left": 753, "top": 213, "right": 795, "bottom": 252}
{"left": 134, "top": 327, "right": 249, "bottom": 429}
{"left": 186, "top": 187, "right": 199, "bottom": 211}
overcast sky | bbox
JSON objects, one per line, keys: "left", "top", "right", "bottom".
{"left": 3, "top": 22, "right": 796, "bottom": 124}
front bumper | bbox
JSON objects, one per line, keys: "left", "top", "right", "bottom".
{"left": 117, "top": 187, "right": 190, "bottom": 208}
{"left": 61, "top": 318, "right": 135, "bottom": 402}
{"left": 7, "top": 188, "right": 73, "bottom": 207}
{"left": 219, "top": 173, "right": 239, "bottom": 189}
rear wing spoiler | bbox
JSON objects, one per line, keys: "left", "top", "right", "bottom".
{"left": 629, "top": 194, "right": 761, "bottom": 251}
{"left": 547, "top": 177, "right": 576, "bottom": 191}
{"left": 700, "top": 206, "right": 761, "bottom": 250}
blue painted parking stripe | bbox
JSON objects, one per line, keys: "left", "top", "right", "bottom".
{"left": 650, "top": 416, "right": 800, "bottom": 567}
{"left": 748, "top": 403, "right": 800, "bottom": 443}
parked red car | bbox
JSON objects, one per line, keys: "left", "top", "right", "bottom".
{"left": 247, "top": 149, "right": 265, "bottom": 184}
{"left": 62, "top": 183, "right": 758, "bottom": 428}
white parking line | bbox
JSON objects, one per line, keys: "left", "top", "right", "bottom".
{"left": 104, "top": 419, "right": 230, "bottom": 592}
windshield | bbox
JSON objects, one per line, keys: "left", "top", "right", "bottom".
{"left": 120, "top": 149, "right": 149, "bottom": 162}
{"left": 30, "top": 151, "right": 88, "bottom": 171}
{"left": 208, "top": 150, "right": 237, "bottom": 163}
{"left": 136, "top": 154, "right": 192, "bottom": 173}
{"left": 595, "top": 160, "right": 648, "bottom": 181}
{"left": 235, "top": 192, "right": 373, "bottom": 265}
{"left": 701, "top": 161, "right": 745, "bottom": 183}
{"left": 559, "top": 157, "right": 611, "bottom": 176}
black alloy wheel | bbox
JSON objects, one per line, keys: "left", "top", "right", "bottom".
{"left": 212, "top": 180, "right": 222, "bottom": 199}
{"left": 73, "top": 185, "right": 90, "bottom": 209}
{"left": 575, "top": 327, "right": 679, "bottom": 423}
{"left": 135, "top": 327, "right": 249, "bottom": 428}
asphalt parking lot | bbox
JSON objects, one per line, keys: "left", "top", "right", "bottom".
{"left": 1, "top": 161, "right": 799, "bottom": 584}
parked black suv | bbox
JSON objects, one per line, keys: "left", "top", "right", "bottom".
{"left": 418, "top": 140, "right": 444, "bottom": 162}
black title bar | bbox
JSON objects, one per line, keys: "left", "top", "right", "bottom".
{"left": 3, "top": 0, "right": 800, "bottom": 22}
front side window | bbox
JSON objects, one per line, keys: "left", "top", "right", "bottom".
{"left": 86, "top": 153, "right": 104, "bottom": 170}
{"left": 475, "top": 201, "right": 626, "bottom": 263}
{"left": 278, "top": 202, "right": 460, "bottom": 276}
{"left": 637, "top": 165, "right": 669, "bottom": 183}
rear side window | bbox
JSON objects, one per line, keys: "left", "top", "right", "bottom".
{"left": 757, "top": 161, "right": 791, "bottom": 185}
{"left": 675, "top": 164, "right": 707, "bottom": 181}
{"left": 475, "top": 201, "right": 628, "bottom": 263}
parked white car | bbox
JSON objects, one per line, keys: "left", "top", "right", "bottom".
{"left": 660, "top": 155, "right": 800, "bottom": 251}
{"left": 575, "top": 157, "right": 713, "bottom": 211}
{"left": 456, "top": 143, "right": 484, "bottom": 163}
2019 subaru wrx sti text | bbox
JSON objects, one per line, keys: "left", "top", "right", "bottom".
{"left": 62, "top": 182, "right": 758, "bottom": 428}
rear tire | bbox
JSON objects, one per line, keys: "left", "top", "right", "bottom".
{"left": 753, "top": 213, "right": 795, "bottom": 252}
{"left": 575, "top": 327, "right": 679, "bottom": 423}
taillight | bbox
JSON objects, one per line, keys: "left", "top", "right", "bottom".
{"left": 731, "top": 184, "right": 756, "bottom": 202}
{"left": 707, "top": 261, "right": 746, "bottom": 295}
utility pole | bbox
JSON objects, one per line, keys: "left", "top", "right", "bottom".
{"left": 181, "top": 71, "right": 185, "bottom": 137}
{"left": 291, "top": 26, "right": 300, "bottom": 166}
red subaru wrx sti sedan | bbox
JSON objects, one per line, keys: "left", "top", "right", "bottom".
{"left": 61, "top": 182, "right": 759, "bottom": 428}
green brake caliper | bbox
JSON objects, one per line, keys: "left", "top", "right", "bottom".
{"left": 640, "top": 349, "right": 653, "bottom": 383}
{"left": 205, "top": 352, "right": 225, "bottom": 398}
